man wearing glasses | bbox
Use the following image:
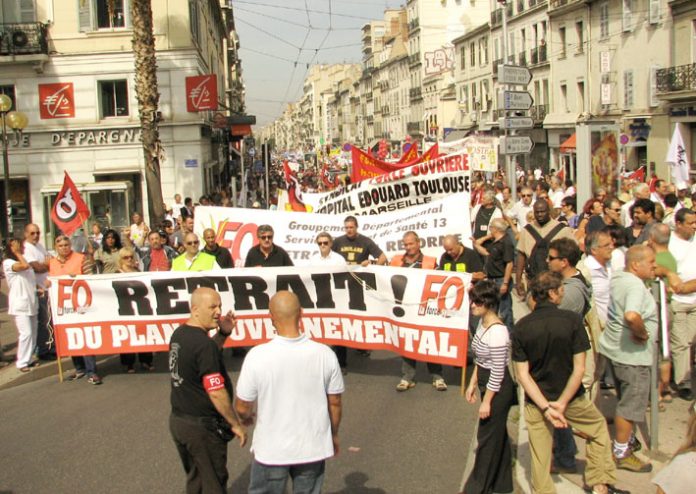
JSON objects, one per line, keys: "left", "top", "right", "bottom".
{"left": 244, "top": 225, "right": 294, "bottom": 267}
{"left": 23, "top": 224, "right": 55, "bottom": 360}
{"left": 310, "top": 232, "right": 346, "bottom": 266}
{"left": 172, "top": 233, "right": 220, "bottom": 271}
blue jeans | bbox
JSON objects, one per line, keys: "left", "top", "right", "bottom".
{"left": 553, "top": 427, "right": 577, "bottom": 469}
{"left": 492, "top": 278, "right": 514, "bottom": 330}
{"left": 72, "top": 356, "right": 98, "bottom": 376}
{"left": 249, "top": 458, "right": 325, "bottom": 494}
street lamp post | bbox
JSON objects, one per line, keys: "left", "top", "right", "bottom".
{"left": 0, "top": 94, "right": 28, "bottom": 243}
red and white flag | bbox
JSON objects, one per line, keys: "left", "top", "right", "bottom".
{"left": 283, "top": 161, "right": 308, "bottom": 212}
{"left": 666, "top": 123, "right": 690, "bottom": 186}
{"left": 50, "top": 171, "right": 90, "bottom": 236}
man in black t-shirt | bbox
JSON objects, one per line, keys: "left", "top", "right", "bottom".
{"left": 169, "top": 287, "right": 247, "bottom": 494}
{"left": 438, "top": 235, "right": 485, "bottom": 279}
{"left": 331, "top": 216, "right": 386, "bottom": 369}
{"left": 203, "top": 228, "right": 235, "bottom": 268}
{"left": 332, "top": 215, "right": 387, "bottom": 267}
{"left": 512, "top": 272, "right": 622, "bottom": 494}
{"left": 244, "top": 224, "right": 294, "bottom": 267}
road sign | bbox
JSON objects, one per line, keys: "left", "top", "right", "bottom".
{"left": 498, "top": 90, "right": 534, "bottom": 111}
{"left": 498, "top": 64, "right": 532, "bottom": 86}
{"left": 500, "top": 116, "right": 534, "bottom": 130}
{"left": 500, "top": 136, "right": 534, "bottom": 155}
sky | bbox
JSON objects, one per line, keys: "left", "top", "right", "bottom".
{"left": 233, "top": 0, "right": 403, "bottom": 129}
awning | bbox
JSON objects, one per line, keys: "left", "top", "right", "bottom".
{"left": 543, "top": 113, "right": 579, "bottom": 129}
{"left": 230, "top": 124, "right": 252, "bottom": 136}
{"left": 444, "top": 129, "right": 469, "bottom": 142}
{"left": 560, "top": 133, "right": 576, "bottom": 153}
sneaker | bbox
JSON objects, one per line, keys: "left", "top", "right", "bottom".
{"left": 628, "top": 434, "right": 642, "bottom": 453}
{"left": 68, "top": 371, "right": 86, "bottom": 381}
{"left": 432, "top": 378, "right": 447, "bottom": 391}
{"left": 396, "top": 380, "right": 416, "bottom": 392}
{"left": 678, "top": 388, "right": 693, "bottom": 401}
{"left": 614, "top": 452, "right": 652, "bottom": 472}
{"left": 87, "top": 375, "right": 103, "bottom": 385}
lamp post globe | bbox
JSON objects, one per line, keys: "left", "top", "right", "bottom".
{"left": 0, "top": 94, "right": 11, "bottom": 112}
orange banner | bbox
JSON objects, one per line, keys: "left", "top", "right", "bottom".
{"left": 351, "top": 144, "right": 440, "bottom": 183}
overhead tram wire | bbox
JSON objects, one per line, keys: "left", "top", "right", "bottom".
{"left": 233, "top": 0, "right": 377, "bottom": 22}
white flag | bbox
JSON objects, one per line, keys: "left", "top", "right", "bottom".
{"left": 666, "top": 123, "right": 690, "bottom": 185}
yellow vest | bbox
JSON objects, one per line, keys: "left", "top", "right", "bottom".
{"left": 171, "top": 252, "right": 216, "bottom": 271}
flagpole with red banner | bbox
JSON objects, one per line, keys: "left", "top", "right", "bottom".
{"left": 50, "top": 171, "right": 92, "bottom": 381}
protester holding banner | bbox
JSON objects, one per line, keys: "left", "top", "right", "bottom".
{"left": 168, "top": 287, "right": 247, "bottom": 494}
{"left": 464, "top": 280, "right": 515, "bottom": 494}
{"left": 23, "top": 224, "right": 55, "bottom": 361}
{"left": 172, "top": 233, "right": 220, "bottom": 271}
{"left": 332, "top": 216, "right": 387, "bottom": 267}
{"left": 235, "top": 291, "right": 344, "bottom": 494}
{"left": 3, "top": 239, "right": 40, "bottom": 373}
{"left": 49, "top": 235, "right": 102, "bottom": 385}
{"left": 390, "top": 231, "right": 446, "bottom": 392}
{"left": 311, "top": 232, "right": 347, "bottom": 266}
{"left": 244, "top": 225, "right": 294, "bottom": 267}
{"left": 438, "top": 235, "right": 484, "bottom": 281}
{"left": 203, "top": 228, "right": 234, "bottom": 269}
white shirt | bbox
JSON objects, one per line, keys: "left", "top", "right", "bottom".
{"left": 620, "top": 199, "right": 635, "bottom": 228}
{"left": 585, "top": 255, "right": 611, "bottom": 323}
{"left": 310, "top": 251, "right": 347, "bottom": 266}
{"left": 236, "top": 333, "right": 344, "bottom": 465}
{"left": 3, "top": 259, "right": 38, "bottom": 316}
{"left": 507, "top": 201, "right": 533, "bottom": 229}
{"left": 23, "top": 241, "right": 49, "bottom": 288}
{"left": 171, "top": 201, "right": 184, "bottom": 220}
{"left": 550, "top": 189, "right": 565, "bottom": 209}
{"left": 669, "top": 233, "right": 696, "bottom": 304}
{"left": 610, "top": 247, "right": 626, "bottom": 274}
{"left": 564, "top": 186, "right": 576, "bottom": 198}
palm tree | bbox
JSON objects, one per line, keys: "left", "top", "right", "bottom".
{"left": 130, "top": 0, "right": 165, "bottom": 227}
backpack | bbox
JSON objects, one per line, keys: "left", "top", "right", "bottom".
{"left": 524, "top": 223, "right": 566, "bottom": 279}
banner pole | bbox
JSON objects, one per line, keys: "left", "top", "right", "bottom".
{"left": 57, "top": 356, "right": 64, "bottom": 383}
{"left": 460, "top": 344, "right": 467, "bottom": 398}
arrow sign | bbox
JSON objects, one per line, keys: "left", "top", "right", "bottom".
{"left": 500, "top": 116, "right": 534, "bottom": 130}
{"left": 498, "top": 64, "right": 533, "bottom": 86}
{"left": 498, "top": 90, "right": 534, "bottom": 111}
{"left": 500, "top": 136, "right": 534, "bottom": 155}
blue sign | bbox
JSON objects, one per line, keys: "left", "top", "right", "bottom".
{"left": 184, "top": 159, "right": 198, "bottom": 168}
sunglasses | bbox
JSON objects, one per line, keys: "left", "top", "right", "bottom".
{"left": 122, "top": 255, "right": 134, "bottom": 259}
{"left": 259, "top": 235, "right": 273, "bottom": 240}
{"left": 521, "top": 194, "right": 532, "bottom": 197}
{"left": 317, "top": 241, "right": 329, "bottom": 246}
{"left": 186, "top": 241, "right": 200, "bottom": 245}
{"left": 29, "top": 231, "right": 40, "bottom": 235}
{"left": 547, "top": 255, "right": 562, "bottom": 261}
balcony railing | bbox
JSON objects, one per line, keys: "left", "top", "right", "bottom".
{"left": 656, "top": 64, "right": 696, "bottom": 95}
{"left": 408, "top": 18, "right": 419, "bottom": 32}
{"left": 519, "top": 51, "right": 527, "bottom": 66}
{"left": 530, "top": 104, "right": 548, "bottom": 122}
{"left": 530, "top": 44, "right": 548, "bottom": 65}
{"left": 492, "top": 58, "right": 503, "bottom": 78}
{"left": 408, "top": 52, "right": 421, "bottom": 65}
{"left": 381, "top": 105, "right": 390, "bottom": 115}
{"left": 550, "top": 0, "right": 581, "bottom": 9}
{"left": 409, "top": 87, "right": 422, "bottom": 100}
{"left": 0, "top": 23, "right": 49, "bottom": 56}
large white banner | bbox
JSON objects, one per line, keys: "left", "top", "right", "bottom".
{"left": 194, "top": 193, "right": 472, "bottom": 266}
{"left": 49, "top": 266, "right": 471, "bottom": 366}
{"left": 439, "top": 136, "right": 499, "bottom": 172}
{"left": 301, "top": 150, "right": 471, "bottom": 215}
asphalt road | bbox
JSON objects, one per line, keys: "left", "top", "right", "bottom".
{"left": 0, "top": 350, "right": 477, "bottom": 494}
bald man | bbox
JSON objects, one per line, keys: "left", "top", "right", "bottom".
{"left": 171, "top": 233, "right": 221, "bottom": 271}
{"left": 169, "top": 288, "right": 247, "bottom": 494}
{"left": 235, "top": 291, "right": 344, "bottom": 493}
{"left": 599, "top": 245, "right": 657, "bottom": 473}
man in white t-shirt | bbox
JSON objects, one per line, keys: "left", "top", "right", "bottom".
{"left": 235, "top": 291, "right": 344, "bottom": 493}
{"left": 171, "top": 193, "right": 184, "bottom": 223}
{"left": 668, "top": 208, "right": 696, "bottom": 401}
{"left": 310, "top": 232, "right": 347, "bottom": 266}
{"left": 506, "top": 186, "right": 534, "bottom": 230}
{"left": 22, "top": 224, "right": 55, "bottom": 360}
{"left": 549, "top": 176, "right": 565, "bottom": 209}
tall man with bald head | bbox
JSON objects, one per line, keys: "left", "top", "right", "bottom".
{"left": 235, "top": 291, "right": 344, "bottom": 493}
{"left": 168, "top": 287, "right": 247, "bottom": 494}
{"left": 599, "top": 245, "right": 657, "bottom": 473}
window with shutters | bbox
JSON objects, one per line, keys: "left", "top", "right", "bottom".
{"left": 79, "top": 0, "right": 130, "bottom": 31}
{"left": 560, "top": 84, "right": 568, "bottom": 112}
{"left": 470, "top": 42, "right": 475, "bottom": 67}
{"left": 622, "top": 0, "right": 633, "bottom": 33}
{"left": 460, "top": 46, "right": 466, "bottom": 70}
{"left": 648, "top": 0, "right": 660, "bottom": 25}
{"left": 600, "top": 4, "right": 609, "bottom": 39}
{"left": 649, "top": 65, "right": 660, "bottom": 107}
{"left": 559, "top": 27, "right": 566, "bottom": 58}
{"left": 189, "top": 0, "right": 200, "bottom": 45}
{"left": 623, "top": 70, "right": 634, "bottom": 109}
{"left": 461, "top": 85, "right": 469, "bottom": 113}
{"left": 576, "top": 21, "right": 584, "bottom": 53}
{"left": 99, "top": 80, "right": 129, "bottom": 118}
{"left": 0, "top": 86, "right": 16, "bottom": 111}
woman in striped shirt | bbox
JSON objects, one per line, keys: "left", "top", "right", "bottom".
{"left": 463, "top": 280, "right": 516, "bottom": 494}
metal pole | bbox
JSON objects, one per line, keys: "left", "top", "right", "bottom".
{"left": 1, "top": 111, "right": 12, "bottom": 242}
{"left": 263, "top": 140, "right": 270, "bottom": 209}
{"left": 501, "top": 1, "right": 517, "bottom": 202}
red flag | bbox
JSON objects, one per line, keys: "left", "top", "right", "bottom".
{"left": 398, "top": 142, "right": 418, "bottom": 164}
{"left": 282, "top": 161, "right": 308, "bottom": 212}
{"left": 557, "top": 168, "right": 565, "bottom": 182}
{"left": 320, "top": 163, "right": 338, "bottom": 190}
{"left": 51, "top": 171, "right": 90, "bottom": 236}
{"left": 628, "top": 166, "right": 646, "bottom": 182}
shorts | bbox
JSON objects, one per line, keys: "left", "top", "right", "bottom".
{"left": 611, "top": 362, "right": 650, "bottom": 423}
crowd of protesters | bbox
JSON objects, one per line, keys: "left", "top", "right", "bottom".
{"left": 1, "top": 163, "right": 696, "bottom": 493}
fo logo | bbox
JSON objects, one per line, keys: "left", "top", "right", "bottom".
{"left": 54, "top": 188, "right": 79, "bottom": 221}
{"left": 215, "top": 221, "right": 259, "bottom": 261}
{"left": 57, "top": 279, "right": 93, "bottom": 315}
{"left": 418, "top": 274, "right": 465, "bottom": 317}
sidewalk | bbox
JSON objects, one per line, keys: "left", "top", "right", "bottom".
{"left": 513, "top": 386, "right": 692, "bottom": 494}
